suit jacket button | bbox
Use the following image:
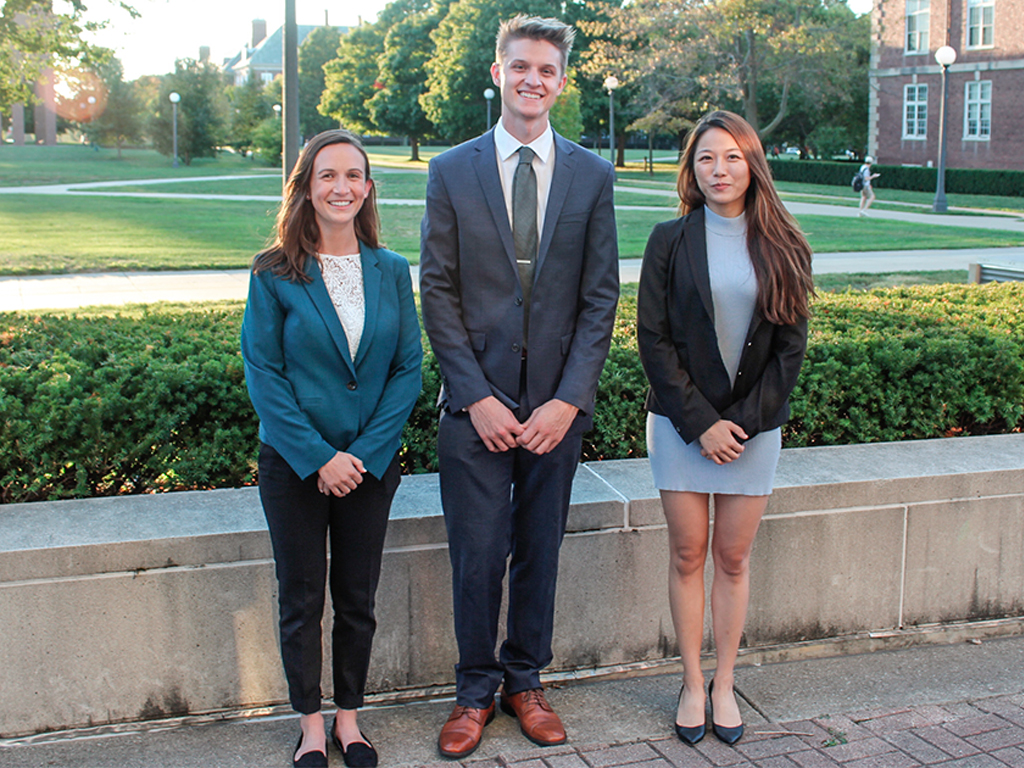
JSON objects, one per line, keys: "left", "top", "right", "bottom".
{"left": 511, "top": 343, "right": 521, "bottom": 353}
{"left": 514, "top": 297, "right": 523, "bottom": 306}
{"left": 347, "top": 381, "right": 358, "bottom": 390}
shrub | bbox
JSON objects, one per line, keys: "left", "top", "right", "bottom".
{"left": 768, "top": 158, "right": 1024, "bottom": 197}
{"left": 3, "top": 282, "right": 1024, "bottom": 503}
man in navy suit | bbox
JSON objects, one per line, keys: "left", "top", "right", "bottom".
{"left": 420, "top": 15, "right": 619, "bottom": 759}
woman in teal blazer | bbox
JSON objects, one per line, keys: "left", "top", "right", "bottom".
{"left": 241, "top": 130, "right": 422, "bottom": 768}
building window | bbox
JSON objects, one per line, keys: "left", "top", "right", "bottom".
{"left": 260, "top": 72, "right": 275, "bottom": 85}
{"left": 905, "top": 0, "right": 930, "bottom": 53}
{"left": 964, "top": 81, "right": 992, "bottom": 139}
{"left": 903, "top": 84, "right": 928, "bottom": 138}
{"left": 967, "top": 0, "right": 994, "bottom": 48}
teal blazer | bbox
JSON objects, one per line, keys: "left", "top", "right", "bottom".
{"left": 241, "top": 242, "right": 422, "bottom": 481}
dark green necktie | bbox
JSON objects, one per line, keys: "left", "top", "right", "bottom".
{"left": 512, "top": 146, "right": 538, "bottom": 349}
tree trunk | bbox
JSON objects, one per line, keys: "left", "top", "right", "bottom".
{"left": 616, "top": 134, "right": 626, "bottom": 168}
{"left": 410, "top": 135, "right": 420, "bottom": 162}
{"left": 741, "top": 28, "right": 760, "bottom": 133}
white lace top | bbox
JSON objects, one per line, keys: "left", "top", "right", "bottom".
{"left": 319, "top": 252, "right": 364, "bottom": 360}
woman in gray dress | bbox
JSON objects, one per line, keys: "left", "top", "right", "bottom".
{"left": 637, "top": 111, "right": 813, "bottom": 746}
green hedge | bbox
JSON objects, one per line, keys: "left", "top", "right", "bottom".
{"left": 768, "top": 158, "right": 1024, "bottom": 197}
{"left": 3, "top": 283, "right": 1024, "bottom": 503}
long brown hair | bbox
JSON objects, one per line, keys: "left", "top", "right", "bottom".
{"left": 677, "top": 111, "right": 814, "bottom": 324}
{"left": 253, "top": 129, "right": 381, "bottom": 282}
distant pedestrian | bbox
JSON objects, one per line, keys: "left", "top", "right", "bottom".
{"left": 637, "top": 110, "right": 813, "bottom": 748}
{"left": 241, "top": 129, "right": 422, "bottom": 768}
{"left": 857, "top": 156, "right": 880, "bottom": 216}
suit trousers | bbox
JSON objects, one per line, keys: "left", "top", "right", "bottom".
{"left": 258, "top": 443, "right": 400, "bottom": 713}
{"left": 438, "top": 407, "right": 584, "bottom": 708}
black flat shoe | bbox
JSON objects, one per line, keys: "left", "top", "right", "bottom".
{"left": 332, "top": 717, "right": 378, "bottom": 768}
{"left": 673, "top": 682, "right": 706, "bottom": 745}
{"left": 293, "top": 733, "right": 328, "bottom": 768}
{"left": 708, "top": 679, "right": 743, "bottom": 745}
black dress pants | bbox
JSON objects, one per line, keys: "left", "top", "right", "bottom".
{"left": 258, "top": 443, "right": 400, "bottom": 713}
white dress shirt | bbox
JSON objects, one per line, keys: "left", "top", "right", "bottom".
{"left": 493, "top": 121, "right": 555, "bottom": 238}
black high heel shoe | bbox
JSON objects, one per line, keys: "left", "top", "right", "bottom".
{"left": 673, "top": 682, "right": 706, "bottom": 745}
{"left": 708, "top": 679, "right": 743, "bottom": 745}
{"left": 331, "top": 716, "right": 378, "bottom": 768}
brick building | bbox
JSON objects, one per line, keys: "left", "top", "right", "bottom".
{"left": 868, "top": 0, "right": 1024, "bottom": 170}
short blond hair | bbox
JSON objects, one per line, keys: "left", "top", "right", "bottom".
{"left": 495, "top": 15, "right": 575, "bottom": 74}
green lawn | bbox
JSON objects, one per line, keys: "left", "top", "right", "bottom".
{"left": 85, "top": 171, "right": 430, "bottom": 199}
{"left": 0, "top": 144, "right": 270, "bottom": 186}
{"left": 2, "top": 146, "right": 1022, "bottom": 274}
{"left": 0, "top": 196, "right": 277, "bottom": 273}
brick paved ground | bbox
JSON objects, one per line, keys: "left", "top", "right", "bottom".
{"left": 418, "top": 695, "right": 1024, "bottom": 768}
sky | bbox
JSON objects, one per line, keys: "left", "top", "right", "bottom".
{"left": 81, "top": 0, "right": 874, "bottom": 82}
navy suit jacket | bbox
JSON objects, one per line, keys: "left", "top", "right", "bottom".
{"left": 419, "top": 129, "right": 619, "bottom": 426}
{"left": 241, "top": 242, "right": 422, "bottom": 480}
{"left": 637, "top": 207, "right": 807, "bottom": 444}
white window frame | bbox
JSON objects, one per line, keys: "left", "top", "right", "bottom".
{"left": 966, "top": 0, "right": 995, "bottom": 48}
{"left": 963, "top": 80, "right": 992, "bottom": 140}
{"left": 902, "top": 84, "right": 928, "bottom": 139}
{"left": 905, "top": 0, "right": 930, "bottom": 53}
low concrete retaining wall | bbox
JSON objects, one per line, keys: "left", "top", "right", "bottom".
{"left": 2, "top": 435, "right": 1023, "bottom": 737}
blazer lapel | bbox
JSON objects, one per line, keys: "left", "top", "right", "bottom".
{"left": 355, "top": 242, "right": 381, "bottom": 367}
{"left": 471, "top": 130, "right": 517, "bottom": 272}
{"left": 302, "top": 257, "right": 357, "bottom": 374}
{"left": 536, "top": 132, "right": 576, "bottom": 276}
{"left": 683, "top": 206, "right": 714, "bottom": 323}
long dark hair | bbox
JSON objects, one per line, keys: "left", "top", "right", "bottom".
{"left": 677, "top": 111, "right": 814, "bottom": 324}
{"left": 253, "top": 129, "right": 381, "bottom": 282}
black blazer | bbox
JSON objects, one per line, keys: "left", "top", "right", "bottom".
{"left": 637, "top": 207, "right": 807, "bottom": 445}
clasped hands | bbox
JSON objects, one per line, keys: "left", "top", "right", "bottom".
{"left": 467, "top": 395, "right": 577, "bottom": 455}
{"left": 317, "top": 451, "right": 365, "bottom": 496}
{"left": 698, "top": 419, "right": 748, "bottom": 465}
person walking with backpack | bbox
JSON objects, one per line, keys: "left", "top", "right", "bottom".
{"left": 856, "top": 156, "right": 880, "bottom": 217}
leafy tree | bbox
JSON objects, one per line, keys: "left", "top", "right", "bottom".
{"left": 319, "top": 23, "right": 383, "bottom": 134}
{"left": 420, "top": 0, "right": 561, "bottom": 144}
{"left": 367, "top": 6, "right": 440, "bottom": 160}
{"left": 549, "top": 71, "right": 584, "bottom": 142}
{"left": 583, "top": 0, "right": 865, "bottom": 141}
{"left": 298, "top": 26, "right": 342, "bottom": 139}
{"left": 227, "top": 73, "right": 273, "bottom": 154}
{"left": 0, "top": 0, "right": 138, "bottom": 112}
{"left": 81, "top": 54, "right": 143, "bottom": 158}
{"left": 251, "top": 116, "right": 282, "bottom": 165}
{"left": 151, "top": 59, "right": 228, "bottom": 165}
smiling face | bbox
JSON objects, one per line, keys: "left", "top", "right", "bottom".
{"left": 491, "top": 36, "right": 567, "bottom": 139}
{"left": 307, "top": 142, "right": 372, "bottom": 238}
{"left": 693, "top": 126, "right": 751, "bottom": 218}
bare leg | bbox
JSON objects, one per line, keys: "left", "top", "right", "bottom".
{"left": 661, "top": 490, "right": 711, "bottom": 727}
{"left": 708, "top": 493, "right": 769, "bottom": 728}
{"left": 333, "top": 708, "right": 369, "bottom": 748}
{"left": 296, "top": 712, "right": 326, "bottom": 760}
{"left": 864, "top": 186, "right": 876, "bottom": 211}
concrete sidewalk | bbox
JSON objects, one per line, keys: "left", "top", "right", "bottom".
{"left": 4, "top": 248, "right": 1024, "bottom": 312}
{"left": 2, "top": 633, "right": 1022, "bottom": 767}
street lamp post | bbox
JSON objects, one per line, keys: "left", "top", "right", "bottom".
{"left": 484, "top": 88, "right": 495, "bottom": 130}
{"left": 933, "top": 45, "right": 957, "bottom": 213}
{"left": 604, "top": 76, "right": 619, "bottom": 168}
{"left": 169, "top": 91, "right": 180, "bottom": 168}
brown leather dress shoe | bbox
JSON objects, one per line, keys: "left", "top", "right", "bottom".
{"left": 499, "top": 688, "right": 567, "bottom": 746}
{"left": 437, "top": 702, "right": 495, "bottom": 758}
